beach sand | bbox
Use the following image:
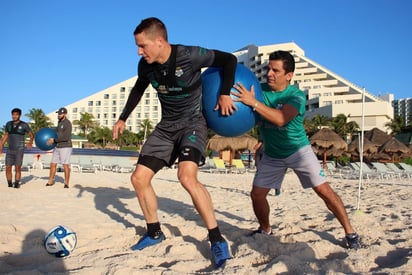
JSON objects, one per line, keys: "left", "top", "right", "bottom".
{"left": 0, "top": 166, "right": 411, "bottom": 274}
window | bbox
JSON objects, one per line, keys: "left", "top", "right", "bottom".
{"left": 88, "top": 101, "right": 93, "bottom": 106}
{"left": 120, "top": 87, "right": 125, "bottom": 92}
{"left": 96, "top": 101, "right": 101, "bottom": 106}
{"left": 72, "top": 107, "right": 78, "bottom": 113}
{"left": 104, "top": 94, "right": 109, "bottom": 99}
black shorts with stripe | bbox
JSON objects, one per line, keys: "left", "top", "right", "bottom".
{"left": 138, "top": 114, "right": 207, "bottom": 172}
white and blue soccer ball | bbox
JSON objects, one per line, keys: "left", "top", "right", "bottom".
{"left": 44, "top": 225, "right": 77, "bottom": 257}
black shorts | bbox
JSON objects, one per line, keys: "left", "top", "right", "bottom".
{"left": 138, "top": 115, "right": 207, "bottom": 172}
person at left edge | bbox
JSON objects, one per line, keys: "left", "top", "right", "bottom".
{"left": 0, "top": 108, "right": 34, "bottom": 188}
{"left": 112, "top": 17, "right": 237, "bottom": 267}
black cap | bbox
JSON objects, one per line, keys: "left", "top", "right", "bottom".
{"left": 56, "top": 107, "right": 68, "bottom": 114}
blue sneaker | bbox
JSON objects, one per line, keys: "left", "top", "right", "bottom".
{"left": 345, "top": 232, "right": 361, "bottom": 249}
{"left": 211, "top": 240, "right": 231, "bottom": 268}
{"left": 131, "top": 231, "right": 165, "bottom": 251}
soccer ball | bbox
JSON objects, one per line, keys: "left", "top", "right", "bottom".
{"left": 44, "top": 225, "right": 77, "bottom": 257}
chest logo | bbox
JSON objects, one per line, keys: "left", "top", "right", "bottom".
{"left": 175, "top": 67, "right": 184, "bottom": 78}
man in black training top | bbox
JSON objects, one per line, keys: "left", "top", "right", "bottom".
{"left": 112, "top": 17, "right": 237, "bottom": 267}
{"left": 0, "top": 108, "right": 34, "bottom": 188}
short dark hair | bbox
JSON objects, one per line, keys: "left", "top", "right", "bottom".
{"left": 269, "top": 50, "right": 295, "bottom": 73}
{"left": 11, "top": 108, "right": 21, "bottom": 115}
{"left": 133, "top": 17, "right": 168, "bottom": 41}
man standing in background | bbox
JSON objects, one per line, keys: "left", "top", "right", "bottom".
{"left": 0, "top": 108, "right": 34, "bottom": 188}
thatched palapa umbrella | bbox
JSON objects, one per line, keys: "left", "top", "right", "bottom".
{"left": 374, "top": 137, "right": 410, "bottom": 161}
{"left": 347, "top": 135, "right": 377, "bottom": 160}
{"left": 206, "top": 134, "right": 258, "bottom": 164}
{"left": 309, "top": 128, "right": 348, "bottom": 168}
{"left": 364, "top": 128, "right": 391, "bottom": 148}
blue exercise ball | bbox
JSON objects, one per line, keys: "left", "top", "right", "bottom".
{"left": 35, "top": 128, "right": 58, "bottom": 151}
{"left": 202, "top": 63, "right": 263, "bottom": 137}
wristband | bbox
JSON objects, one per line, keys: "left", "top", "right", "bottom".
{"left": 253, "top": 102, "right": 259, "bottom": 111}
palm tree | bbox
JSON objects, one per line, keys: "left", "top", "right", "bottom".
{"left": 331, "top": 113, "right": 359, "bottom": 140}
{"left": 89, "top": 126, "right": 112, "bottom": 147}
{"left": 139, "top": 119, "right": 153, "bottom": 142}
{"left": 385, "top": 115, "right": 404, "bottom": 136}
{"left": 304, "top": 118, "right": 317, "bottom": 137}
{"left": 312, "top": 114, "right": 331, "bottom": 129}
{"left": 73, "top": 112, "right": 97, "bottom": 139}
{"left": 114, "top": 129, "right": 139, "bottom": 147}
{"left": 25, "top": 108, "right": 53, "bottom": 133}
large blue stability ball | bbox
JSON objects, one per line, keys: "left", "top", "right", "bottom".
{"left": 35, "top": 128, "right": 58, "bottom": 151}
{"left": 202, "top": 63, "right": 263, "bottom": 137}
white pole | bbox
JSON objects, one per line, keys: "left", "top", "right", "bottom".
{"left": 356, "top": 88, "right": 366, "bottom": 211}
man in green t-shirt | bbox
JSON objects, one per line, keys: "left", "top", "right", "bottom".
{"left": 232, "top": 50, "right": 361, "bottom": 249}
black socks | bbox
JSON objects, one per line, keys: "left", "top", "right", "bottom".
{"left": 147, "top": 222, "right": 162, "bottom": 238}
{"left": 146, "top": 223, "right": 224, "bottom": 244}
{"left": 208, "top": 227, "right": 224, "bottom": 244}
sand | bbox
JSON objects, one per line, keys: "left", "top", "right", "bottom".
{"left": 0, "top": 166, "right": 411, "bottom": 274}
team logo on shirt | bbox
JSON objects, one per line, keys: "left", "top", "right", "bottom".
{"left": 158, "top": 85, "right": 168, "bottom": 94}
{"left": 276, "top": 103, "right": 284, "bottom": 110}
{"left": 175, "top": 67, "right": 184, "bottom": 77}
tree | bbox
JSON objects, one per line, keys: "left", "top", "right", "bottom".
{"left": 139, "top": 119, "right": 153, "bottom": 142}
{"left": 73, "top": 112, "right": 97, "bottom": 139}
{"left": 311, "top": 114, "right": 331, "bottom": 129}
{"left": 385, "top": 115, "right": 404, "bottom": 136}
{"left": 331, "top": 113, "right": 359, "bottom": 140}
{"left": 25, "top": 108, "right": 53, "bottom": 133}
{"left": 89, "top": 126, "right": 113, "bottom": 147}
{"left": 115, "top": 129, "right": 139, "bottom": 147}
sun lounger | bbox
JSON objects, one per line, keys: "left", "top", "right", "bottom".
{"left": 113, "top": 157, "right": 135, "bottom": 173}
{"left": 385, "top": 163, "right": 411, "bottom": 179}
{"left": 370, "top": 162, "right": 401, "bottom": 180}
{"left": 212, "top": 158, "right": 228, "bottom": 174}
{"left": 231, "top": 159, "right": 246, "bottom": 174}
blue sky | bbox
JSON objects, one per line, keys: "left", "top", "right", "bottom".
{"left": 0, "top": 0, "right": 410, "bottom": 121}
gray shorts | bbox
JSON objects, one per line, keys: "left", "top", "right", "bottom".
{"left": 5, "top": 150, "right": 24, "bottom": 166}
{"left": 51, "top": 147, "right": 72, "bottom": 165}
{"left": 254, "top": 145, "right": 326, "bottom": 189}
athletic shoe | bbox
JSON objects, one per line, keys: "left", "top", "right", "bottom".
{"left": 14, "top": 182, "right": 20, "bottom": 189}
{"left": 8, "top": 182, "right": 13, "bottom": 188}
{"left": 248, "top": 228, "right": 273, "bottom": 236}
{"left": 211, "top": 240, "right": 231, "bottom": 268}
{"left": 345, "top": 232, "right": 361, "bottom": 249}
{"left": 131, "top": 231, "right": 165, "bottom": 251}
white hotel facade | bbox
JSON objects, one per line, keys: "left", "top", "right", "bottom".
{"left": 48, "top": 42, "right": 394, "bottom": 134}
